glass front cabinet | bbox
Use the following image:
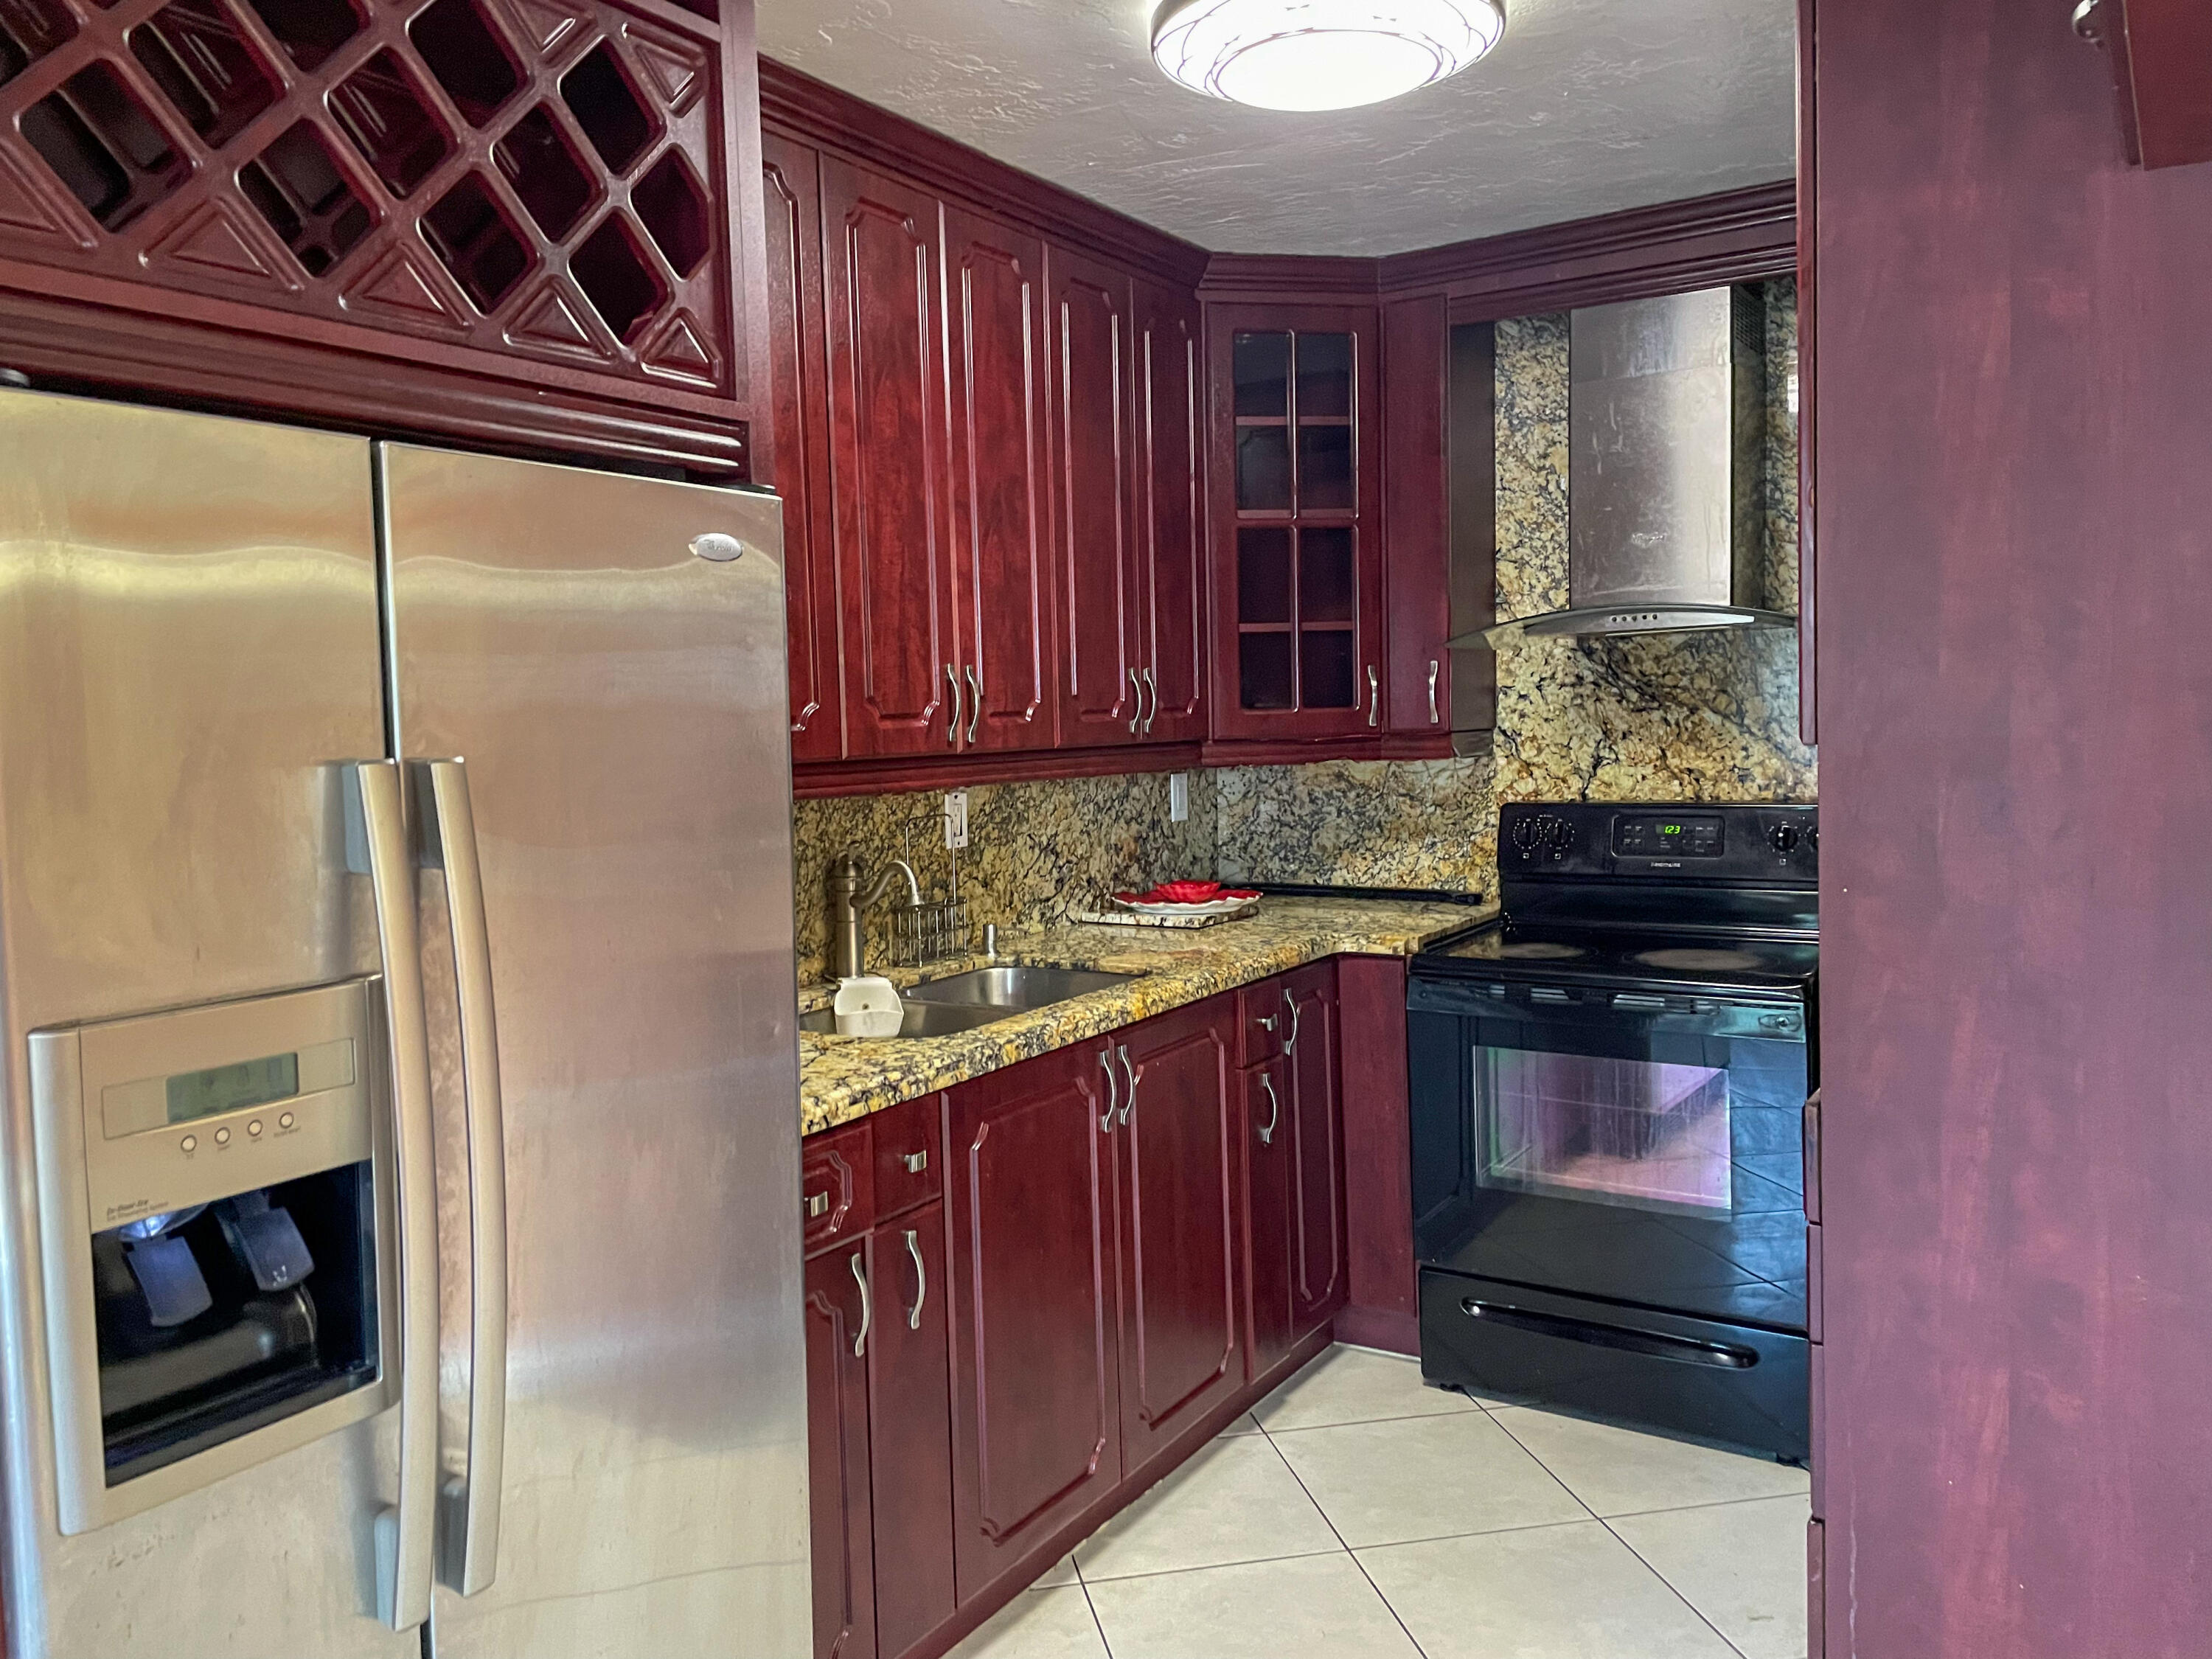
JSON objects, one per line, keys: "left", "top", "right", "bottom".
{"left": 1206, "top": 304, "right": 1384, "bottom": 742}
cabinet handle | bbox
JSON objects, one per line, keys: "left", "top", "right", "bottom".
{"left": 1367, "top": 665, "right": 1380, "bottom": 728}
{"left": 1427, "top": 660, "right": 1441, "bottom": 725}
{"left": 965, "top": 664, "right": 984, "bottom": 743}
{"left": 849, "top": 1251, "right": 871, "bottom": 1358}
{"left": 1141, "top": 666, "right": 1159, "bottom": 734}
{"left": 1283, "top": 990, "right": 1301, "bottom": 1057}
{"left": 1259, "top": 1072, "right": 1280, "bottom": 1147}
{"left": 903, "top": 1228, "right": 928, "bottom": 1329}
{"left": 901, "top": 1150, "right": 928, "bottom": 1175}
{"left": 945, "top": 664, "right": 961, "bottom": 748}
{"left": 1118, "top": 1045, "right": 1138, "bottom": 1126}
{"left": 1258, "top": 1010, "right": 1278, "bottom": 1033}
{"left": 1127, "top": 667, "right": 1142, "bottom": 734}
{"left": 1100, "top": 1048, "right": 1119, "bottom": 1133}
{"left": 804, "top": 1191, "right": 830, "bottom": 1220}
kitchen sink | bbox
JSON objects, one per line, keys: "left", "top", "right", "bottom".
{"left": 897, "top": 965, "right": 1136, "bottom": 1011}
{"left": 798, "top": 1001, "right": 1012, "bottom": 1039}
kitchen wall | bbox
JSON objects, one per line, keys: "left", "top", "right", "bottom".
{"left": 795, "top": 278, "right": 1809, "bottom": 977}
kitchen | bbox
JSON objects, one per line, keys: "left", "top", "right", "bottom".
{"left": 0, "top": 2, "right": 2199, "bottom": 1658}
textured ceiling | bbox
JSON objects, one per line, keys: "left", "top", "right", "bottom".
{"left": 755, "top": 0, "right": 1798, "bottom": 257}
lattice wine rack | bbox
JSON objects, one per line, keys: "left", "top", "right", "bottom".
{"left": 0, "top": 0, "right": 738, "bottom": 420}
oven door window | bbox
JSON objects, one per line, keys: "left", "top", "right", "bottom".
{"left": 1478, "top": 1047, "right": 1733, "bottom": 1218}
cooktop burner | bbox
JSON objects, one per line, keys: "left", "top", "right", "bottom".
{"left": 1422, "top": 922, "right": 1818, "bottom": 991}
{"left": 1633, "top": 947, "right": 1768, "bottom": 972}
{"left": 1496, "top": 941, "right": 1590, "bottom": 960}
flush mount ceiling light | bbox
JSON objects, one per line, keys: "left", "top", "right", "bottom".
{"left": 1150, "top": 0, "right": 1506, "bottom": 113}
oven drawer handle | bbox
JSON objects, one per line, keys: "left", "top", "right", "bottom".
{"left": 1459, "top": 1298, "right": 1759, "bottom": 1370}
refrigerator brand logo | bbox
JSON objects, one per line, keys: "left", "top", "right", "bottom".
{"left": 105, "top": 1197, "right": 157, "bottom": 1223}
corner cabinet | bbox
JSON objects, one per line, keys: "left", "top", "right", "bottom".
{"left": 1206, "top": 304, "right": 1385, "bottom": 743}
{"left": 0, "top": 0, "right": 763, "bottom": 475}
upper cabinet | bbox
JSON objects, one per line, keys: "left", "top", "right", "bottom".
{"left": 0, "top": 0, "right": 763, "bottom": 475}
{"left": 1206, "top": 303, "right": 1386, "bottom": 744}
{"left": 1131, "top": 275, "right": 1207, "bottom": 745}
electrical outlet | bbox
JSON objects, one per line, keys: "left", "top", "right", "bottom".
{"left": 944, "top": 790, "right": 969, "bottom": 849}
{"left": 1169, "top": 773, "right": 1189, "bottom": 823}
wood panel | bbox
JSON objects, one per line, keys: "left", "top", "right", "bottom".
{"left": 1047, "top": 244, "right": 1140, "bottom": 748}
{"left": 943, "top": 202, "right": 1054, "bottom": 753}
{"left": 821, "top": 154, "right": 953, "bottom": 757}
{"left": 868, "top": 1203, "right": 957, "bottom": 1659}
{"left": 1813, "top": 0, "right": 2212, "bottom": 1649}
{"left": 1115, "top": 1001, "right": 1242, "bottom": 1475}
{"left": 763, "top": 130, "right": 842, "bottom": 761}
{"left": 1333, "top": 956, "right": 1419, "bottom": 1355}
{"left": 1381, "top": 294, "right": 1450, "bottom": 740}
{"left": 1242, "top": 1055, "right": 1295, "bottom": 1380}
{"left": 1131, "top": 274, "right": 1207, "bottom": 742}
{"left": 945, "top": 1040, "right": 1122, "bottom": 1599}
{"left": 2085, "top": 0, "right": 2212, "bottom": 168}
{"left": 805, "top": 1244, "right": 876, "bottom": 1659}
{"left": 1282, "top": 963, "right": 1346, "bottom": 1334}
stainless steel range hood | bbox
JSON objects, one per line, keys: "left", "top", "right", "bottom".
{"left": 1476, "top": 285, "right": 1790, "bottom": 644}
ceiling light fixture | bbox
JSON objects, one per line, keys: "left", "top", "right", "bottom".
{"left": 1150, "top": 0, "right": 1506, "bottom": 113}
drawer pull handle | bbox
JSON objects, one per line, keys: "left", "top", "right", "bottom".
{"left": 804, "top": 1192, "right": 830, "bottom": 1220}
{"left": 903, "top": 1228, "right": 927, "bottom": 1329}
{"left": 1259, "top": 1073, "right": 1280, "bottom": 1147}
{"left": 901, "top": 1150, "right": 928, "bottom": 1175}
{"left": 851, "top": 1252, "right": 871, "bottom": 1358}
{"left": 1461, "top": 1298, "right": 1757, "bottom": 1369}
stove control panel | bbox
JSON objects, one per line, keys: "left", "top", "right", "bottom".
{"left": 1500, "top": 801, "right": 1818, "bottom": 885}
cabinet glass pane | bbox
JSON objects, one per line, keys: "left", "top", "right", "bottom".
{"left": 1298, "top": 526, "right": 1354, "bottom": 623}
{"left": 1297, "top": 424, "right": 1353, "bottom": 510}
{"left": 1237, "top": 425, "right": 1292, "bottom": 512}
{"left": 1240, "top": 632, "right": 1293, "bottom": 709}
{"left": 1299, "top": 629, "right": 1356, "bottom": 709}
{"left": 1233, "top": 331, "right": 1290, "bottom": 419}
{"left": 1295, "top": 333, "right": 1352, "bottom": 418}
{"left": 1239, "top": 527, "right": 1292, "bottom": 624}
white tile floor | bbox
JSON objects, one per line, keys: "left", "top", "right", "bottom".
{"left": 949, "top": 1344, "right": 1809, "bottom": 1659}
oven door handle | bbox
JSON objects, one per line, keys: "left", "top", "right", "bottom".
{"left": 1460, "top": 1298, "right": 1759, "bottom": 1370}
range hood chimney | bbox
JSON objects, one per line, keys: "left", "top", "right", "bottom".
{"left": 1477, "top": 285, "right": 1789, "bottom": 644}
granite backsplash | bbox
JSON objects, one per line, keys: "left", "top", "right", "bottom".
{"left": 792, "top": 279, "right": 1810, "bottom": 981}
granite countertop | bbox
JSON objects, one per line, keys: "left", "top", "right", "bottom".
{"left": 798, "top": 896, "right": 1494, "bottom": 1136}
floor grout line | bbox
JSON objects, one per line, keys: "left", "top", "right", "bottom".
{"left": 1600, "top": 1489, "right": 1815, "bottom": 1523}
{"left": 1262, "top": 1411, "right": 1433, "bottom": 1659}
{"left": 1256, "top": 1404, "right": 1493, "bottom": 1436}
{"left": 1077, "top": 1543, "right": 1350, "bottom": 1586}
{"left": 1597, "top": 1511, "right": 1754, "bottom": 1659}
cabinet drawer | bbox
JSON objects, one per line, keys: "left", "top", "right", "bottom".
{"left": 872, "top": 1093, "right": 944, "bottom": 1220}
{"left": 803, "top": 1121, "right": 874, "bottom": 1254}
{"left": 1239, "top": 978, "right": 1290, "bottom": 1066}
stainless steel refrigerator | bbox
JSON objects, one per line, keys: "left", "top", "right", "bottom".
{"left": 0, "top": 389, "right": 811, "bottom": 1657}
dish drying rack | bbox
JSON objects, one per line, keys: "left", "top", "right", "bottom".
{"left": 885, "top": 815, "right": 971, "bottom": 970}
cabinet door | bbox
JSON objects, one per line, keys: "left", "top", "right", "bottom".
{"left": 1245, "top": 1056, "right": 1297, "bottom": 1379}
{"left": 1382, "top": 293, "right": 1452, "bottom": 741}
{"left": 867, "top": 1203, "right": 956, "bottom": 1658}
{"left": 764, "top": 132, "right": 844, "bottom": 763}
{"left": 805, "top": 1245, "right": 877, "bottom": 1659}
{"left": 946, "top": 1041, "right": 1123, "bottom": 1599}
{"left": 821, "top": 156, "right": 956, "bottom": 757}
{"left": 1115, "top": 1000, "right": 1242, "bottom": 1475}
{"left": 945, "top": 205, "right": 1056, "bottom": 752}
{"left": 1132, "top": 277, "right": 1207, "bottom": 743}
{"left": 1048, "top": 246, "right": 1141, "bottom": 747}
{"left": 1283, "top": 964, "right": 1349, "bottom": 1334}
{"left": 1208, "top": 305, "right": 1386, "bottom": 742}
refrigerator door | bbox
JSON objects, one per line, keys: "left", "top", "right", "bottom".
{"left": 0, "top": 392, "right": 416, "bottom": 1658}
{"left": 378, "top": 446, "right": 810, "bottom": 1657}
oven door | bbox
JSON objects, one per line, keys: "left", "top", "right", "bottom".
{"left": 1408, "top": 973, "right": 1808, "bottom": 1333}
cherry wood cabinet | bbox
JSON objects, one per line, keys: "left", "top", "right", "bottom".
{"left": 820, "top": 152, "right": 956, "bottom": 758}
{"left": 0, "top": 0, "right": 762, "bottom": 476}
{"left": 1281, "top": 963, "right": 1347, "bottom": 1331}
{"left": 944, "top": 1033, "right": 1124, "bottom": 1600}
{"left": 944, "top": 204, "right": 1055, "bottom": 752}
{"left": 1112, "top": 1000, "right": 1242, "bottom": 1476}
{"left": 763, "top": 129, "right": 842, "bottom": 762}
{"left": 805, "top": 1242, "right": 876, "bottom": 1659}
{"left": 866, "top": 1200, "right": 956, "bottom": 1658}
{"left": 1381, "top": 293, "right": 1453, "bottom": 741}
{"left": 1046, "top": 243, "right": 1142, "bottom": 750}
{"left": 1242, "top": 1054, "right": 1298, "bottom": 1378}
{"left": 1131, "top": 274, "right": 1207, "bottom": 743}
{"left": 1206, "top": 302, "right": 1385, "bottom": 743}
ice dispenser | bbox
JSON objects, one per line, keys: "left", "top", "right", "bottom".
{"left": 29, "top": 979, "right": 398, "bottom": 1534}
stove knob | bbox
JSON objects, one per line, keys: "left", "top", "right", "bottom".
{"left": 1510, "top": 815, "right": 1543, "bottom": 852}
{"left": 1770, "top": 824, "right": 1801, "bottom": 855}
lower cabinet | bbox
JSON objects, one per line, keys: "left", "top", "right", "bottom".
{"left": 804, "top": 974, "right": 1343, "bottom": 1658}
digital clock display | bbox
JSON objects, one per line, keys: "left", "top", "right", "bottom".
{"left": 1613, "top": 814, "right": 1725, "bottom": 858}
{"left": 165, "top": 1051, "right": 300, "bottom": 1125}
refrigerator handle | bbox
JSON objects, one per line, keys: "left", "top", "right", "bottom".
{"left": 350, "top": 760, "right": 439, "bottom": 1632}
{"left": 417, "top": 759, "right": 509, "bottom": 1599}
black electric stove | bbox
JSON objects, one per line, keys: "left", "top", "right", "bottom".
{"left": 1408, "top": 801, "right": 1818, "bottom": 1461}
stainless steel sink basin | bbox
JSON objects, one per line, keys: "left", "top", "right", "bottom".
{"left": 899, "top": 965, "right": 1135, "bottom": 1011}
{"left": 798, "top": 1001, "right": 1011, "bottom": 1039}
